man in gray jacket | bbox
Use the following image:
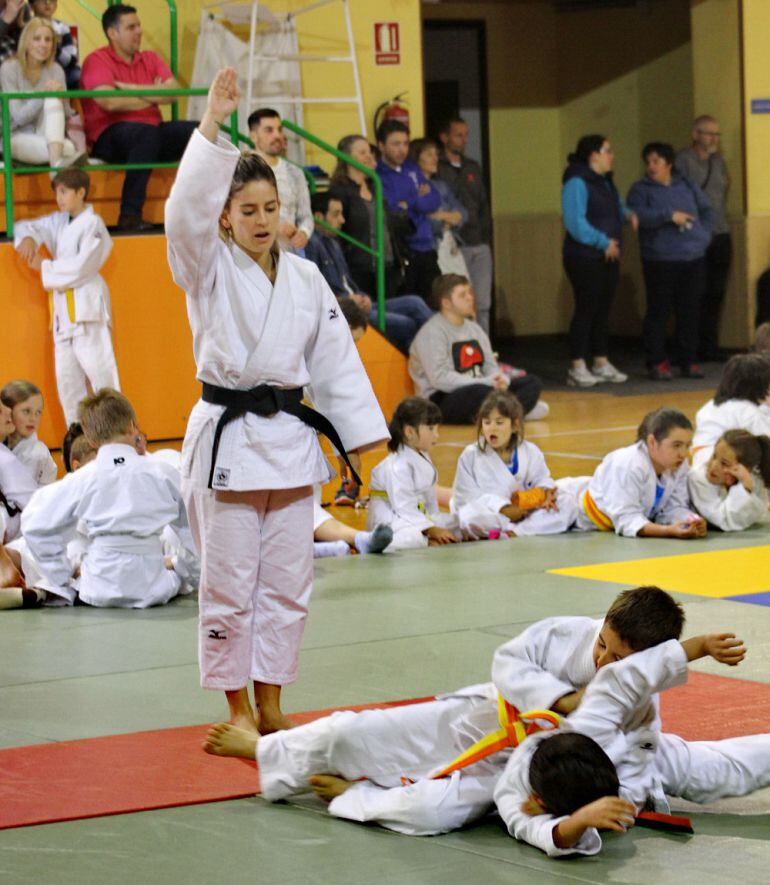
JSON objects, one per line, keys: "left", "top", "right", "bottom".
{"left": 409, "top": 274, "right": 546, "bottom": 424}
{"left": 437, "top": 118, "right": 494, "bottom": 336}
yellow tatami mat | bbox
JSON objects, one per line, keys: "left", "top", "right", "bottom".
{"left": 549, "top": 545, "right": 770, "bottom": 598}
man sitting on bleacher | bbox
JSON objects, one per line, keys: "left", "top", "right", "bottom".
{"left": 80, "top": 3, "right": 197, "bottom": 232}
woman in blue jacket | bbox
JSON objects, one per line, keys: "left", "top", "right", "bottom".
{"left": 562, "top": 134, "right": 634, "bottom": 388}
{"left": 627, "top": 142, "right": 713, "bottom": 380}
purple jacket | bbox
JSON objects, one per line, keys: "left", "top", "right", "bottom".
{"left": 376, "top": 158, "right": 441, "bottom": 253}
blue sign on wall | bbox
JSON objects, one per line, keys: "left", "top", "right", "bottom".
{"left": 751, "top": 99, "right": 770, "bottom": 114}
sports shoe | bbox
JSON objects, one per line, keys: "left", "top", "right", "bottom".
{"left": 334, "top": 479, "right": 360, "bottom": 506}
{"left": 567, "top": 364, "right": 599, "bottom": 387}
{"left": 649, "top": 360, "right": 673, "bottom": 381}
{"left": 525, "top": 400, "right": 550, "bottom": 421}
{"left": 591, "top": 361, "right": 628, "bottom": 384}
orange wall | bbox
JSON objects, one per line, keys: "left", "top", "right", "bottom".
{"left": 1, "top": 236, "right": 410, "bottom": 451}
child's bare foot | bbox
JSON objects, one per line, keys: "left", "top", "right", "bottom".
{"left": 231, "top": 711, "right": 260, "bottom": 735}
{"left": 203, "top": 722, "right": 259, "bottom": 759}
{"left": 0, "top": 546, "right": 24, "bottom": 587}
{"left": 258, "top": 711, "right": 294, "bottom": 735}
{"left": 309, "top": 774, "right": 354, "bottom": 802}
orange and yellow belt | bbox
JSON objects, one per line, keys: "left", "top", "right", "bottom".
{"left": 582, "top": 488, "right": 613, "bottom": 532}
{"left": 431, "top": 695, "right": 561, "bottom": 779}
{"left": 48, "top": 289, "right": 76, "bottom": 330}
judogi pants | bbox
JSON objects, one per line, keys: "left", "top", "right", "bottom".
{"left": 461, "top": 243, "right": 494, "bottom": 336}
{"left": 186, "top": 485, "right": 314, "bottom": 689}
{"left": 258, "top": 696, "right": 500, "bottom": 835}
{"left": 55, "top": 323, "right": 120, "bottom": 425}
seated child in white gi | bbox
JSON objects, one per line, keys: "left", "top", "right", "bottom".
{"left": 367, "top": 396, "right": 461, "bottom": 550}
{"left": 312, "top": 489, "right": 392, "bottom": 558}
{"left": 494, "top": 630, "right": 767, "bottom": 858}
{"left": 452, "top": 389, "right": 577, "bottom": 539}
{"left": 0, "top": 380, "right": 57, "bottom": 485}
{"left": 692, "top": 354, "right": 770, "bottom": 467}
{"left": 688, "top": 429, "right": 770, "bottom": 530}
{"left": 14, "top": 167, "right": 120, "bottom": 426}
{"left": 21, "top": 388, "right": 196, "bottom": 608}
{"left": 557, "top": 407, "right": 706, "bottom": 539}
{"left": 201, "top": 586, "right": 725, "bottom": 838}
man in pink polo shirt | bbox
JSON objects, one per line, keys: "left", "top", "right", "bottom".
{"left": 80, "top": 3, "right": 197, "bottom": 231}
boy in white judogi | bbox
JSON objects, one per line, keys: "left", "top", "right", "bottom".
{"left": 14, "top": 167, "right": 120, "bottom": 425}
{"left": 494, "top": 632, "right": 768, "bottom": 857}
{"left": 557, "top": 408, "right": 705, "bottom": 539}
{"left": 22, "top": 389, "right": 195, "bottom": 608}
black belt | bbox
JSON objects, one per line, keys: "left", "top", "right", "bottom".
{"left": 201, "top": 382, "right": 361, "bottom": 490}
{"left": 0, "top": 489, "right": 20, "bottom": 519}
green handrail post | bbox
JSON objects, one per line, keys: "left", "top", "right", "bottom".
{"left": 167, "top": 0, "right": 179, "bottom": 121}
{"left": 2, "top": 99, "right": 15, "bottom": 240}
{"left": 280, "top": 118, "right": 386, "bottom": 333}
{"left": 229, "top": 111, "right": 240, "bottom": 147}
{"left": 74, "top": 0, "right": 101, "bottom": 17}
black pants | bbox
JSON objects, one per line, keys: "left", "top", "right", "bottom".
{"left": 92, "top": 119, "right": 198, "bottom": 218}
{"left": 430, "top": 375, "right": 542, "bottom": 425}
{"left": 564, "top": 255, "right": 620, "bottom": 361}
{"left": 699, "top": 233, "right": 732, "bottom": 358}
{"left": 401, "top": 249, "right": 440, "bottom": 303}
{"left": 642, "top": 258, "right": 706, "bottom": 367}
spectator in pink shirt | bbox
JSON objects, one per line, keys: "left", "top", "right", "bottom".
{"left": 80, "top": 3, "right": 197, "bottom": 231}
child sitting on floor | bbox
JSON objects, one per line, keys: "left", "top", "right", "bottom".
{"left": 557, "top": 407, "right": 706, "bottom": 539}
{"left": 0, "top": 380, "right": 57, "bottom": 485}
{"left": 367, "top": 396, "right": 462, "bottom": 550}
{"left": 21, "top": 388, "right": 196, "bottom": 607}
{"left": 688, "top": 429, "right": 770, "bottom": 531}
{"left": 313, "top": 489, "right": 392, "bottom": 558}
{"left": 451, "top": 390, "right": 577, "bottom": 538}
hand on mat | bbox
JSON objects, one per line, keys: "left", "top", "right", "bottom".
{"left": 574, "top": 796, "right": 636, "bottom": 832}
{"left": 670, "top": 518, "right": 706, "bottom": 539}
{"left": 424, "top": 526, "right": 458, "bottom": 545}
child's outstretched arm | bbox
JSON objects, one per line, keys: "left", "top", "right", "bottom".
{"left": 681, "top": 632, "right": 746, "bottom": 666}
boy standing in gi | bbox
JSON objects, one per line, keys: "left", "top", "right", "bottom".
{"left": 15, "top": 167, "right": 120, "bottom": 425}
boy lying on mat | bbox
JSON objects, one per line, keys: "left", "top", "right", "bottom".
{"left": 202, "top": 586, "right": 769, "bottom": 853}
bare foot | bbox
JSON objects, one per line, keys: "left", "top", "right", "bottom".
{"left": 203, "top": 722, "right": 259, "bottom": 759}
{"left": 309, "top": 774, "right": 354, "bottom": 802}
{"left": 258, "top": 711, "right": 294, "bottom": 735}
{"left": 0, "top": 546, "right": 24, "bottom": 588}
{"left": 231, "top": 711, "right": 260, "bottom": 735}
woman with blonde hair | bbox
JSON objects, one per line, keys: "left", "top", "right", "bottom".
{"left": 0, "top": 15, "right": 77, "bottom": 167}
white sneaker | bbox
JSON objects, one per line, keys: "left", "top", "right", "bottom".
{"left": 525, "top": 400, "right": 550, "bottom": 421}
{"left": 592, "top": 361, "right": 628, "bottom": 384}
{"left": 567, "top": 365, "right": 599, "bottom": 387}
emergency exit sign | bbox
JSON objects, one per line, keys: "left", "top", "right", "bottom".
{"left": 375, "top": 22, "right": 400, "bottom": 65}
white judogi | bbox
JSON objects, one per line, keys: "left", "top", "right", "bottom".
{"left": 14, "top": 207, "right": 119, "bottom": 425}
{"left": 21, "top": 444, "right": 194, "bottom": 607}
{"left": 692, "top": 399, "right": 770, "bottom": 467}
{"left": 366, "top": 445, "right": 458, "bottom": 550}
{"left": 557, "top": 441, "right": 696, "bottom": 537}
{"left": 452, "top": 440, "right": 576, "bottom": 538}
{"left": 9, "top": 435, "right": 57, "bottom": 486}
{"left": 165, "top": 130, "right": 387, "bottom": 689}
{"left": 0, "top": 445, "right": 38, "bottom": 543}
{"left": 687, "top": 461, "right": 770, "bottom": 531}
{"left": 494, "top": 641, "right": 770, "bottom": 857}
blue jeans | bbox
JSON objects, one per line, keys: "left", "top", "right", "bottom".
{"left": 370, "top": 295, "right": 433, "bottom": 353}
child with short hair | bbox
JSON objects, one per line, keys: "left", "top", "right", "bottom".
{"left": 452, "top": 390, "right": 577, "bottom": 538}
{"left": 201, "top": 586, "right": 734, "bottom": 838}
{"left": 14, "top": 167, "right": 119, "bottom": 425}
{"left": 30, "top": 0, "right": 80, "bottom": 90}
{"left": 688, "top": 429, "right": 770, "bottom": 531}
{"left": 21, "top": 388, "right": 195, "bottom": 607}
{"left": 557, "top": 407, "right": 706, "bottom": 538}
{"left": 692, "top": 353, "right": 770, "bottom": 467}
{"left": 0, "top": 380, "right": 57, "bottom": 485}
{"left": 367, "top": 396, "right": 461, "bottom": 550}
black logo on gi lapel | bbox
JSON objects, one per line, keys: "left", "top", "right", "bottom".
{"left": 328, "top": 307, "right": 339, "bottom": 320}
{"left": 113, "top": 457, "right": 125, "bottom": 465}
{"left": 208, "top": 629, "right": 227, "bottom": 640}
{"left": 213, "top": 467, "right": 230, "bottom": 488}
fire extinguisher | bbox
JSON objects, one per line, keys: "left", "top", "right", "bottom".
{"left": 373, "top": 93, "right": 409, "bottom": 135}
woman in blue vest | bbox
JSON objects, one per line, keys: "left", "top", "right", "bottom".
{"left": 562, "top": 135, "right": 635, "bottom": 388}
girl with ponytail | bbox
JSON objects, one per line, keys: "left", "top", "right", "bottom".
{"left": 688, "top": 428, "right": 770, "bottom": 530}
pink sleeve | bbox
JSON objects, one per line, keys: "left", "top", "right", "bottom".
{"left": 148, "top": 52, "right": 173, "bottom": 81}
{"left": 80, "top": 51, "right": 114, "bottom": 88}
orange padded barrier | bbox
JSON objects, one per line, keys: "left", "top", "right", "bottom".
{"left": 1, "top": 235, "right": 412, "bottom": 449}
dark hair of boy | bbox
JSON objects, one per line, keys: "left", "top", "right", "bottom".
{"left": 247, "top": 108, "right": 281, "bottom": 130}
{"left": 529, "top": 733, "right": 620, "bottom": 817}
{"left": 714, "top": 353, "right": 770, "bottom": 405}
{"left": 387, "top": 396, "right": 441, "bottom": 453}
{"left": 605, "top": 586, "right": 685, "bottom": 652}
{"left": 430, "top": 272, "right": 469, "bottom": 312}
{"left": 641, "top": 141, "right": 676, "bottom": 166}
{"left": 376, "top": 119, "right": 409, "bottom": 146}
{"left": 721, "top": 429, "right": 770, "bottom": 487}
{"left": 52, "top": 167, "right": 90, "bottom": 198}
{"left": 62, "top": 422, "right": 84, "bottom": 473}
{"left": 102, "top": 3, "right": 136, "bottom": 36}
{"left": 311, "top": 191, "right": 338, "bottom": 216}
{"left": 636, "top": 407, "right": 692, "bottom": 443}
{"left": 337, "top": 296, "right": 368, "bottom": 333}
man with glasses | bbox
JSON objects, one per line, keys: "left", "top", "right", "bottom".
{"left": 676, "top": 116, "right": 731, "bottom": 362}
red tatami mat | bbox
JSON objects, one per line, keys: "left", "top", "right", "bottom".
{"left": 2, "top": 673, "right": 769, "bottom": 831}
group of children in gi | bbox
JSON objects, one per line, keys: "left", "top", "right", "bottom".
{"left": 203, "top": 584, "right": 770, "bottom": 858}
{"left": 365, "top": 348, "right": 770, "bottom": 549}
